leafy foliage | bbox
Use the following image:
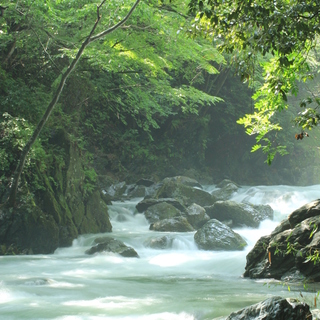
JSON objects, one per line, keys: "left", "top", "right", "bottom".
{"left": 0, "top": 113, "right": 47, "bottom": 197}
{"left": 189, "top": 0, "right": 320, "bottom": 162}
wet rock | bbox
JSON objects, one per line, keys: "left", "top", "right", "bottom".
{"left": 135, "top": 178, "right": 155, "bottom": 187}
{"left": 144, "top": 202, "right": 181, "bottom": 223}
{"left": 79, "top": 190, "right": 112, "bottom": 234}
{"left": 116, "top": 214, "right": 128, "bottom": 222}
{"left": 205, "top": 201, "right": 260, "bottom": 228}
{"left": 194, "top": 219, "right": 247, "bottom": 251}
{"left": 126, "top": 184, "right": 146, "bottom": 198}
{"left": 162, "top": 176, "right": 203, "bottom": 189}
{"left": 216, "top": 179, "right": 240, "bottom": 189}
{"left": 102, "top": 182, "right": 127, "bottom": 201}
{"left": 288, "top": 199, "right": 320, "bottom": 227}
{"left": 136, "top": 198, "right": 186, "bottom": 213}
{"left": 155, "top": 180, "right": 216, "bottom": 207}
{"left": 243, "top": 235, "right": 271, "bottom": 279}
{"left": 144, "top": 235, "right": 173, "bottom": 249}
{"left": 244, "top": 199, "right": 320, "bottom": 282}
{"left": 270, "top": 218, "right": 291, "bottom": 236}
{"left": 211, "top": 182, "right": 239, "bottom": 200}
{"left": 85, "top": 237, "right": 139, "bottom": 258}
{"left": 249, "top": 204, "right": 274, "bottom": 222}
{"left": 184, "top": 203, "right": 210, "bottom": 229}
{"left": 225, "top": 296, "right": 311, "bottom": 320}
{"left": 0, "top": 205, "right": 60, "bottom": 255}
{"left": 149, "top": 216, "right": 194, "bottom": 232}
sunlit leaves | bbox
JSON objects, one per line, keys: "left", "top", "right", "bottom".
{"left": 189, "top": 0, "right": 320, "bottom": 163}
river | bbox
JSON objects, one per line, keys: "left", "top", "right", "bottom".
{"left": 1, "top": 184, "right": 319, "bottom": 319}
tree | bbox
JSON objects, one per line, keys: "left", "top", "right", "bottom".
{"left": 5, "top": 0, "right": 141, "bottom": 207}
{"left": 189, "top": 0, "right": 320, "bottom": 163}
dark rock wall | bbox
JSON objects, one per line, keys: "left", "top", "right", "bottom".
{"left": 0, "top": 129, "right": 112, "bottom": 255}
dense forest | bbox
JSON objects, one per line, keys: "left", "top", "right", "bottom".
{"left": 1, "top": 0, "right": 319, "bottom": 197}
{"left": 1, "top": 0, "right": 320, "bottom": 211}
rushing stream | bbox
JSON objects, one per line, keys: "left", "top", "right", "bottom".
{"left": 1, "top": 184, "right": 320, "bottom": 320}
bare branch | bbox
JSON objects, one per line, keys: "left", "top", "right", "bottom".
{"left": 90, "top": 0, "right": 141, "bottom": 42}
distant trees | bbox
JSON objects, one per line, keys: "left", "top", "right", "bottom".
{"left": 189, "top": 0, "right": 320, "bottom": 163}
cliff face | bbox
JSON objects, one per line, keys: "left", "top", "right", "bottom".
{"left": 0, "top": 129, "right": 112, "bottom": 255}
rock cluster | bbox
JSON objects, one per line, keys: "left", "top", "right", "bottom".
{"left": 244, "top": 199, "right": 320, "bottom": 282}
{"left": 134, "top": 177, "right": 273, "bottom": 252}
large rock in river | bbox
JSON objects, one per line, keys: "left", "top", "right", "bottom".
{"left": 205, "top": 200, "right": 270, "bottom": 228}
{"left": 144, "top": 202, "right": 181, "bottom": 223}
{"left": 143, "top": 235, "right": 173, "bottom": 249}
{"left": 162, "top": 176, "right": 203, "bottom": 188}
{"left": 85, "top": 237, "right": 139, "bottom": 257}
{"left": 136, "top": 198, "right": 186, "bottom": 213}
{"left": 244, "top": 199, "right": 320, "bottom": 282}
{"left": 194, "top": 219, "right": 247, "bottom": 251}
{"left": 183, "top": 203, "right": 210, "bottom": 229}
{"left": 149, "top": 216, "right": 194, "bottom": 232}
{"left": 155, "top": 180, "right": 216, "bottom": 207}
{"left": 225, "top": 296, "right": 311, "bottom": 320}
{"left": 211, "top": 180, "right": 239, "bottom": 201}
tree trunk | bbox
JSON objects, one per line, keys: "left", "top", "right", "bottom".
{"left": 6, "top": 0, "right": 141, "bottom": 207}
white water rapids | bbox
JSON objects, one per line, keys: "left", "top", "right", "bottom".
{"left": 1, "top": 184, "right": 320, "bottom": 319}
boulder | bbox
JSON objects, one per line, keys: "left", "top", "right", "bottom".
{"left": 288, "top": 199, "right": 320, "bottom": 227}
{"left": 136, "top": 198, "right": 186, "bottom": 213}
{"left": 79, "top": 190, "right": 112, "bottom": 234}
{"left": 162, "top": 176, "right": 203, "bottom": 188}
{"left": 126, "top": 184, "right": 146, "bottom": 198}
{"left": 136, "top": 178, "right": 155, "bottom": 187}
{"left": 155, "top": 180, "right": 216, "bottom": 207}
{"left": 216, "top": 179, "right": 240, "bottom": 189}
{"left": 184, "top": 203, "right": 210, "bottom": 229}
{"left": 85, "top": 237, "right": 139, "bottom": 257}
{"left": 144, "top": 202, "right": 181, "bottom": 223}
{"left": 225, "top": 296, "right": 311, "bottom": 320}
{"left": 249, "top": 204, "right": 274, "bottom": 222}
{"left": 244, "top": 199, "right": 320, "bottom": 282}
{"left": 102, "top": 181, "right": 127, "bottom": 201}
{"left": 144, "top": 235, "right": 173, "bottom": 249}
{"left": 149, "top": 216, "right": 194, "bottom": 232}
{"left": 205, "top": 201, "right": 260, "bottom": 228}
{"left": 194, "top": 219, "right": 247, "bottom": 251}
{"left": 212, "top": 182, "right": 239, "bottom": 200}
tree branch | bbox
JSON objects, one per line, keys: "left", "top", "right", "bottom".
{"left": 6, "top": 0, "right": 141, "bottom": 207}
{"left": 89, "top": 0, "right": 141, "bottom": 42}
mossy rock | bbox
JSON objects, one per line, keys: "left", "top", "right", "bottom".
{"left": 79, "top": 190, "right": 112, "bottom": 234}
{"left": 0, "top": 205, "right": 59, "bottom": 254}
{"left": 155, "top": 180, "right": 216, "bottom": 207}
{"left": 144, "top": 202, "right": 181, "bottom": 223}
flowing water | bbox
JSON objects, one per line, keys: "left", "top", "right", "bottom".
{"left": 1, "top": 184, "right": 320, "bottom": 320}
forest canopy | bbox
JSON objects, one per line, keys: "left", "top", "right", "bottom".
{"left": 189, "top": 0, "right": 320, "bottom": 163}
{"left": 0, "top": 0, "right": 320, "bottom": 207}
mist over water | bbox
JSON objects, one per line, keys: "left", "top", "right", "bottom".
{"left": 1, "top": 185, "right": 319, "bottom": 319}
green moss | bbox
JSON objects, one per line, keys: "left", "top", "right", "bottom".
{"left": 80, "top": 190, "right": 112, "bottom": 234}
